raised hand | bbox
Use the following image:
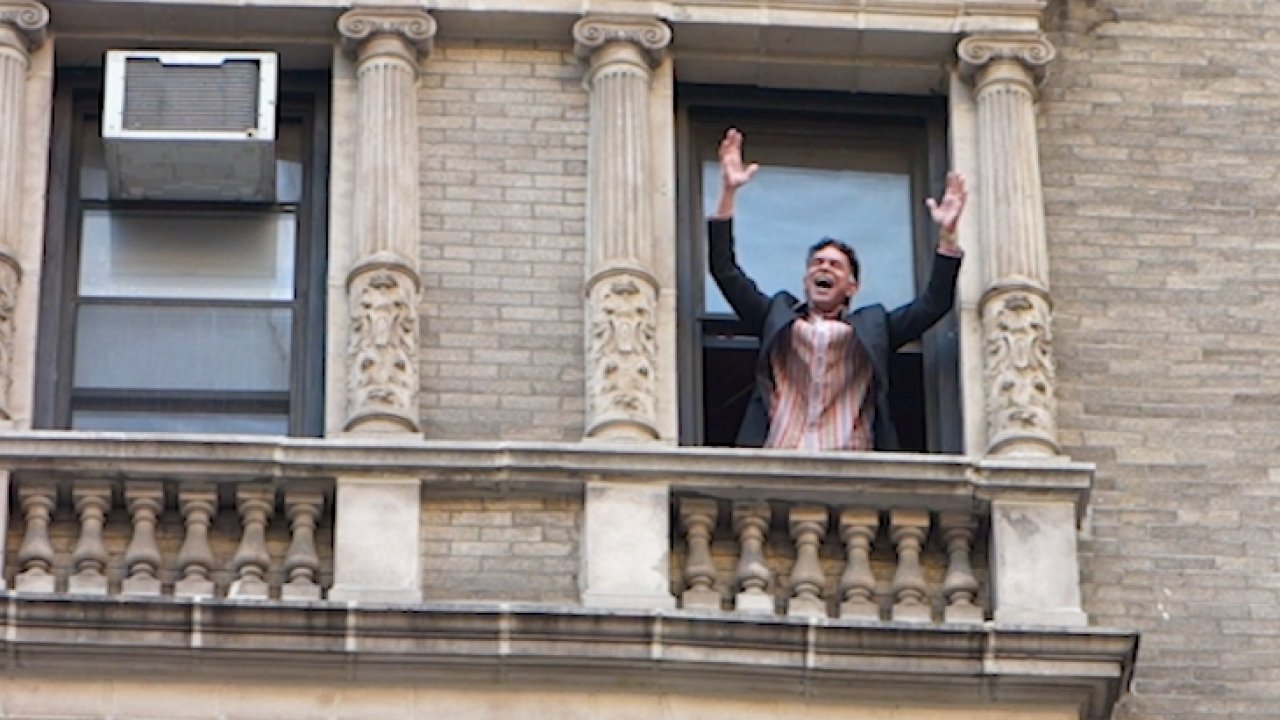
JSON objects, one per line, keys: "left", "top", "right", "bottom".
{"left": 719, "top": 128, "right": 759, "bottom": 191}
{"left": 925, "top": 172, "right": 967, "bottom": 234}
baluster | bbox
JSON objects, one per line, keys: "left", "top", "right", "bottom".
{"left": 941, "top": 512, "right": 983, "bottom": 624}
{"left": 281, "top": 486, "right": 324, "bottom": 601}
{"left": 228, "top": 484, "right": 274, "bottom": 600}
{"left": 732, "top": 501, "right": 774, "bottom": 614}
{"left": 678, "top": 498, "right": 720, "bottom": 610}
{"left": 68, "top": 481, "right": 112, "bottom": 595}
{"left": 786, "top": 505, "right": 829, "bottom": 618}
{"left": 15, "top": 480, "right": 58, "bottom": 593}
{"left": 174, "top": 484, "right": 218, "bottom": 599}
{"left": 837, "top": 507, "right": 880, "bottom": 620}
{"left": 121, "top": 482, "right": 165, "bottom": 596}
{"left": 890, "top": 509, "right": 931, "bottom": 623}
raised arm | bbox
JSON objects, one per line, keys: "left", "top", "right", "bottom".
{"left": 709, "top": 128, "right": 759, "bottom": 220}
{"left": 886, "top": 172, "right": 968, "bottom": 348}
{"left": 707, "top": 128, "right": 769, "bottom": 328}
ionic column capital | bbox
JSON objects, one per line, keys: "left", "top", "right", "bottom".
{"left": 958, "top": 34, "right": 1055, "bottom": 92}
{"left": 0, "top": 2, "right": 49, "bottom": 53}
{"left": 573, "top": 15, "right": 671, "bottom": 69}
{"left": 338, "top": 7, "right": 436, "bottom": 65}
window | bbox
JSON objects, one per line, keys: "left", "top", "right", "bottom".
{"left": 35, "top": 70, "right": 328, "bottom": 436}
{"left": 677, "top": 87, "right": 961, "bottom": 452}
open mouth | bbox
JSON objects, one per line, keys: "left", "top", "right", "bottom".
{"left": 814, "top": 276, "right": 834, "bottom": 290}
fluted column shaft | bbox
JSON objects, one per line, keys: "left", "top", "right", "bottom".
{"left": 960, "top": 36, "right": 1059, "bottom": 457}
{"left": 573, "top": 16, "right": 671, "bottom": 442}
{"left": 0, "top": 3, "right": 48, "bottom": 421}
{"left": 338, "top": 9, "right": 435, "bottom": 434}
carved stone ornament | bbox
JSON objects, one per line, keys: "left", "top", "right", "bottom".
{"left": 958, "top": 35, "right": 1056, "bottom": 70}
{"left": 983, "top": 290, "right": 1058, "bottom": 452}
{"left": 346, "top": 257, "right": 420, "bottom": 431}
{"left": 338, "top": 8, "right": 436, "bottom": 59}
{"left": 0, "top": 255, "right": 18, "bottom": 420}
{"left": 587, "top": 271, "right": 658, "bottom": 438}
{"left": 0, "top": 1, "right": 49, "bottom": 50}
{"left": 572, "top": 16, "right": 672, "bottom": 64}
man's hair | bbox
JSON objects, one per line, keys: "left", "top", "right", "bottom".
{"left": 808, "top": 237, "right": 859, "bottom": 281}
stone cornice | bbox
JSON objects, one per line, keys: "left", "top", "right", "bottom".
{"left": 0, "top": 1, "right": 49, "bottom": 51}
{"left": 338, "top": 7, "right": 436, "bottom": 60}
{"left": 0, "top": 596, "right": 1137, "bottom": 720}
{"left": 0, "top": 432, "right": 1094, "bottom": 513}
{"left": 573, "top": 15, "right": 672, "bottom": 66}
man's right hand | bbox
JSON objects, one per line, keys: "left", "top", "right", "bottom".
{"left": 711, "top": 128, "right": 759, "bottom": 219}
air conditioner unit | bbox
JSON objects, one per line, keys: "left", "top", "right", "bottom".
{"left": 102, "top": 50, "right": 278, "bottom": 202}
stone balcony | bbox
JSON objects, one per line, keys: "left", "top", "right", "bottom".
{"left": 0, "top": 431, "right": 1135, "bottom": 719}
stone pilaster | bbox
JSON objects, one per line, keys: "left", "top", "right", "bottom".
{"left": 959, "top": 35, "right": 1060, "bottom": 457}
{"left": 338, "top": 8, "right": 434, "bottom": 434}
{"left": 0, "top": 2, "right": 47, "bottom": 422}
{"left": 573, "top": 16, "right": 671, "bottom": 442}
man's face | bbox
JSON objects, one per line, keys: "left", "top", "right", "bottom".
{"left": 804, "top": 245, "right": 858, "bottom": 316}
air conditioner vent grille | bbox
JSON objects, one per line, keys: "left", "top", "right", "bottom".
{"left": 122, "top": 58, "right": 261, "bottom": 134}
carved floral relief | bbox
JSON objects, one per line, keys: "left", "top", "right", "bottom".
{"left": 588, "top": 274, "right": 658, "bottom": 434}
{"left": 984, "top": 291, "right": 1056, "bottom": 446}
{"left": 347, "top": 266, "right": 418, "bottom": 428}
{"left": 0, "top": 258, "right": 16, "bottom": 420}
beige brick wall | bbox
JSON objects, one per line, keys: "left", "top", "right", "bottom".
{"left": 1043, "top": 1, "right": 1280, "bottom": 716}
{"left": 417, "top": 40, "right": 588, "bottom": 441}
{"left": 421, "top": 495, "right": 581, "bottom": 603}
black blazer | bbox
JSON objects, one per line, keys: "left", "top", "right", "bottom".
{"left": 707, "top": 218, "right": 962, "bottom": 450}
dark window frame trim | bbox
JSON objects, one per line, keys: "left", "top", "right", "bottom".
{"left": 35, "top": 68, "right": 329, "bottom": 437}
{"left": 675, "top": 84, "right": 960, "bottom": 451}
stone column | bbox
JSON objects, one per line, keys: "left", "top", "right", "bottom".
{"left": 0, "top": 2, "right": 47, "bottom": 423}
{"left": 337, "top": 8, "right": 434, "bottom": 434}
{"left": 573, "top": 16, "right": 671, "bottom": 442}
{"left": 328, "top": 476, "right": 422, "bottom": 604}
{"left": 959, "top": 35, "right": 1059, "bottom": 457}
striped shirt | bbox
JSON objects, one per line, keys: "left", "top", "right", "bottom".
{"left": 765, "top": 314, "right": 875, "bottom": 451}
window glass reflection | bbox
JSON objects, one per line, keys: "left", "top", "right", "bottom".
{"left": 702, "top": 161, "right": 914, "bottom": 315}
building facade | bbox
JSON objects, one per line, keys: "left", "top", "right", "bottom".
{"left": 7, "top": 0, "right": 1267, "bottom": 717}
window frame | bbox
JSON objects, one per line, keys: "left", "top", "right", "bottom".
{"left": 35, "top": 69, "right": 329, "bottom": 437}
{"left": 675, "top": 85, "right": 961, "bottom": 452}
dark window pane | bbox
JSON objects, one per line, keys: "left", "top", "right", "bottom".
{"left": 73, "top": 304, "right": 292, "bottom": 391}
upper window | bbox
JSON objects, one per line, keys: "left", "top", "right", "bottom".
{"left": 35, "top": 70, "right": 328, "bottom": 436}
{"left": 677, "top": 87, "right": 961, "bottom": 452}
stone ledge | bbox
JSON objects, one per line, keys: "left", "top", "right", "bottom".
{"left": 0, "top": 595, "right": 1136, "bottom": 720}
{"left": 0, "top": 431, "right": 1093, "bottom": 512}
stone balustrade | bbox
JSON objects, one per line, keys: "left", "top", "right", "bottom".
{"left": 0, "top": 433, "right": 1088, "bottom": 625}
{"left": 5, "top": 475, "right": 330, "bottom": 601}
{"left": 675, "top": 498, "right": 985, "bottom": 623}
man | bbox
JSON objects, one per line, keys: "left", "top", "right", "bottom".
{"left": 707, "top": 128, "right": 967, "bottom": 451}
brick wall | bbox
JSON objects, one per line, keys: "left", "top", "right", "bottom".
{"left": 417, "top": 40, "right": 589, "bottom": 442}
{"left": 421, "top": 495, "right": 581, "bottom": 603}
{"left": 1043, "top": 1, "right": 1280, "bottom": 716}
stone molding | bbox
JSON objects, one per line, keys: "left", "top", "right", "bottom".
{"left": 0, "top": 596, "right": 1138, "bottom": 720}
{"left": 345, "top": 253, "right": 421, "bottom": 433}
{"left": 0, "top": 1, "right": 48, "bottom": 51}
{"left": 572, "top": 15, "right": 672, "bottom": 66}
{"left": 338, "top": 7, "right": 436, "bottom": 62}
{"left": 0, "top": 432, "right": 1095, "bottom": 514}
